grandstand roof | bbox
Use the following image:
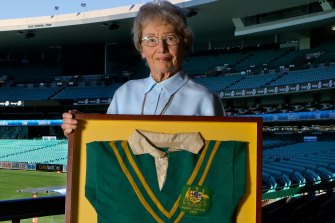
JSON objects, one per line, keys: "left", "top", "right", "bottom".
{"left": 0, "top": 0, "right": 333, "bottom": 53}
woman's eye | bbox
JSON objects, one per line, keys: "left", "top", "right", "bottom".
{"left": 167, "top": 36, "right": 174, "bottom": 41}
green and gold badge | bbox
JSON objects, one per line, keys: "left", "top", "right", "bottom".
{"left": 179, "top": 185, "right": 212, "bottom": 215}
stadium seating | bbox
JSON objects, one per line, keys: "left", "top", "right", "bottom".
{"left": 233, "top": 49, "right": 291, "bottom": 72}
{"left": 226, "top": 72, "right": 278, "bottom": 90}
{"left": 270, "top": 65, "right": 335, "bottom": 86}
{"left": 0, "top": 139, "right": 68, "bottom": 165}
{"left": 263, "top": 140, "right": 291, "bottom": 149}
{"left": 183, "top": 53, "right": 243, "bottom": 76}
{"left": 263, "top": 141, "right": 335, "bottom": 193}
{"left": 193, "top": 75, "right": 242, "bottom": 91}
{"left": 52, "top": 84, "right": 122, "bottom": 100}
{"left": 0, "top": 42, "right": 334, "bottom": 102}
{"left": 312, "top": 41, "right": 335, "bottom": 64}
{"left": 0, "top": 86, "right": 60, "bottom": 101}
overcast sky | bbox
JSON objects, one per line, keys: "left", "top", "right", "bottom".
{"left": 0, "top": 0, "right": 151, "bottom": 19}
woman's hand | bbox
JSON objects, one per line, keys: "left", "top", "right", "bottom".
{"left": 61, "top": 110, "right": 79, "bottom": 138}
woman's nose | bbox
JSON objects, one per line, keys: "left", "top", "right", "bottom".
{"left": 157, "top": 38, "right": 168, "bottom": 53}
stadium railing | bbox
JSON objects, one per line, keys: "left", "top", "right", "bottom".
{"left": 0, "top": 195, "right": 65, "bottom": 222}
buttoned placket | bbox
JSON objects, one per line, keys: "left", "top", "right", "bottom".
{"left": 143, "top": 84, "right": 175, "bottom": 115}
{"left": 143, "top": 84, "right": 162, "bottom": 115}
{"left": 156, "top": 87, "right": 173, "bottom": 115}
{"left": 128, "top": 130, "right": 204, "bottom": 191}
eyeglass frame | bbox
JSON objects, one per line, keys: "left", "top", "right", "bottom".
{"left": 141, "top": 34, "right": 180, "bottom": 47}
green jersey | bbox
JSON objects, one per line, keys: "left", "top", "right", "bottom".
{"left": 86, "top": 139, "right": 246, "bottom": 223}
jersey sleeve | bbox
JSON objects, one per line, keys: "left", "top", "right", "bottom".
{"left": 233, "top": 141, "right": 247, "bottom": 208}
{"left": 85, "top": 142, "right": 98, "bottom": 208}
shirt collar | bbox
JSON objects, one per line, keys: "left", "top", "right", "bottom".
{"left": 128, "top": 129, "right": 204, "bottom": 158}
{"left": 143, "top": 71, "right": 189, "bottom": 96}
{"left": 143, "top": 75, "right": 158, "bottom": 94}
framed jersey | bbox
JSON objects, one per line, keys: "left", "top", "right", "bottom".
{"left": 65, "top": 114, "right": 262, "bottom": 223}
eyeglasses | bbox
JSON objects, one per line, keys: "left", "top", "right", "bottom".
{"left": 141, "top": 34, "right": 179, "bottom": 47}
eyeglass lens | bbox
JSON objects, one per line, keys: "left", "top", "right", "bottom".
{"left": 142, "top": 35, "right": 178, "bottom": 47}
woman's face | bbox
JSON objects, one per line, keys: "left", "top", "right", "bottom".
{"left": 140, "top": 22, "right": 184, "bottom": 82}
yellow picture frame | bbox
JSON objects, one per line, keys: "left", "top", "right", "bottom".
{"left": 65, "top": 114, "right": 262, "bottom": 223}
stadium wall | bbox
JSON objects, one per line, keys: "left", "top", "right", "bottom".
{"left": 0, "top": 161, "right": 67, "bottom": 172}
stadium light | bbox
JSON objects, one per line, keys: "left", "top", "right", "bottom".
{"left": 77, "top": 3, "right": 87, "bottom": 16}
{"left": 25, "top": 31, "right": 35, "bottom": 39}
{"left": 51, "top": 5, "right": 60, "bottom": 18}
{"left": 109, "top": 23, "right": 120, "bottom": 31}
{"left": 185, "top": 9, "right": 198, "bottom": 17}
{"left": 129, "top": 4, "right": 135, "bottom": 11}
{"left": 80, "top": 3, "right": 87, "bottom": 14}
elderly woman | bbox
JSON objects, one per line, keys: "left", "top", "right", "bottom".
{"left": 61, "top": 0, "right": 225, "bottom": 135}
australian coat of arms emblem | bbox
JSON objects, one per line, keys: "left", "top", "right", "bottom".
{"left": 179, "top": 185, "right": 212, "bottom": 215}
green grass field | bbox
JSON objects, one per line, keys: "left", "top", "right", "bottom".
{"left": 0, "top": 169, "right": 67, "bottom": 223}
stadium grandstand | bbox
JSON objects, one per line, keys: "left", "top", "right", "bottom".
{"left": 0, "top": 0, "right": 334, "bottom": 222}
